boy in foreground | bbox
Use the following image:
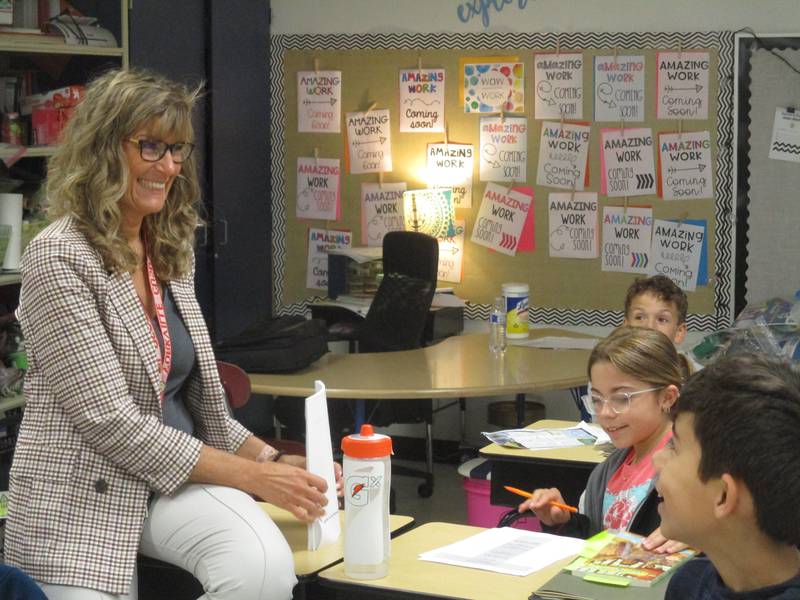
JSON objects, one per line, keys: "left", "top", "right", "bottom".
{"left": 654, "top": 353, "right": 800, "bottom": 598}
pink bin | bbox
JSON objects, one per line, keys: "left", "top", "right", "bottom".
{"left": 460, "top": 460, "right": 540, "bottom": 531}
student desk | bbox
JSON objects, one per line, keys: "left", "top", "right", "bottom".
{"left": 248, "top": 329, "right": 592, "bottom": 426}
{"left": 480, "top": 419, "right": 611, "bottom": 508}
{"left": 258, "top": 503, "right": 414, "bottom": 599}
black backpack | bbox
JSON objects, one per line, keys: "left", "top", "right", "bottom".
{"left": 214, "top": 315, "right": 328, "bottom": 373}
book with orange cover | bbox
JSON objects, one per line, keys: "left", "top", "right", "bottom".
{"left": 566, "top": 530, "right": 697, "bottom": 587}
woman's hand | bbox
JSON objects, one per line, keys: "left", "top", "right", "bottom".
{"left": 251, "top": 459, "right": 329, "bottom": 524}
{"left": 277, "top": 455, "right": 343, "bottom": 497}
{"left": 642, "top": 527, "right": 689, "bottom": 554}
{"left": 517, "top": 487, "right": 572, "bottom": 527}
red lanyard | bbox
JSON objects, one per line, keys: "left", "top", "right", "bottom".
{"left": 141, "top": 248, "right": 172, "bottom": 401}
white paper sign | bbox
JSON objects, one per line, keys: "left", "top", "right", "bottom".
{"left": 296, "top": 157, "right": 341, "bottom": 220}
{"left": 536, "top": 122, "right": 591, "bottom": 190}
{"left": 426, "top": 143, "right": 474, "bottom": 208}
{"left": 438, "top": 220, "right": 465, "bottom": 283}
{"left": 361, "top": 182, "right": 406, "bottom": 246}
{"left": 479, "top": 116, "right": 528, "bottom": 182}
{"left": 463, "top": 62, "right": 525, "bottom": 113}
{"left": 306, "top": 228, "right": 352, "bottom": 290}
{"left": 649, "top": 219, "right": 705, "bottom": 292}
{"left": 593, "top": 55, "right": 646, "bottom": 122}
{"left": 548, "top": 192, "right": 599, "bottom": 259}
{"left": 471, "top": 183, "right": 531, "bottom": 256}
{"left": 656, "top": 52, "right": 710, "bottom": 120}
{"left": 534, "top": 52, "right": 584, "bottom": 120}
{"left": 601, "top": 128, "right": 656, "bottom": 197}
{"left": 769, "top": 107, "right": 800, "bottom": 164}
{"left": 399, "top": 69, "right": 445, "bottom": 132}
{"left": 346, "top": 109, "right": 392, "bottom": 174}
{"left": 659, "top": 131, "right": 713, "bottom": 200}
{"left": 601, "top": 206, "right": 653, "bottom": 274}
{"left": 297, "top": 71, "right": 341, "bottom": 133}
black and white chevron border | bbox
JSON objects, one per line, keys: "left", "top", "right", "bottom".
{"left": 270, "top": 31, "right": 735, "bottom": 331}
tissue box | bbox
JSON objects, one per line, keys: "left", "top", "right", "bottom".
{"left": 31, "top": 107, "right": 68, "bottom": 145}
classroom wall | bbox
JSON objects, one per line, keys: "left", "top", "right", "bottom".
{"left": 271, "top": 1, "right": 800, "bottom": 36}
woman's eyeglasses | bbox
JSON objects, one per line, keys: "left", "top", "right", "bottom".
{"left": 127, "top": 138, "right": 195, "bottom": 163}
{"left": 582, "top": 386, "right": 664, "bottom": 415}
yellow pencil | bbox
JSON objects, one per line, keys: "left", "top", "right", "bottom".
{"left": 503, "top": 485, "right": 579, "bottom": 513}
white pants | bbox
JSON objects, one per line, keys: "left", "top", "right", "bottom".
{"left": 37, "top": 484, "right": 297, "bottom": 600}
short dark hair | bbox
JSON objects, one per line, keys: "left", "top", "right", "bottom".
{"left": 674, "top": 353, "right": 800, "bottom": 545}
{"left": 624, "top": 275, "right": 688, "bottom": 324}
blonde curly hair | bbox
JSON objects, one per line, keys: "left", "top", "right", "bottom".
{"left": 46, "top": 68, "right": 202, "bottom": 280}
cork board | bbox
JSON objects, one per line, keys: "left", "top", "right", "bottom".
{"left": 270, "top": 32, "right": 735, "bottom": 330}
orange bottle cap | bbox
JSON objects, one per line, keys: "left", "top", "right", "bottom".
{"left": 341, "top": 423, "right": 393, "bottom": 458}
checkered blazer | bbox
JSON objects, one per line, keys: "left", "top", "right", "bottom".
{"left": 5, "top": 217, "right": 252, "bottom": 594}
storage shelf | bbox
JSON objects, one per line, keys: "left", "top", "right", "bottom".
{"left": 0, "top": 145, "right": 57, "bottom": 160}
{"left": 0, "top": 35, "right": 124, "bottom": 57}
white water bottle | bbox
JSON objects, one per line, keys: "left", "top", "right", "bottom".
{"left": 341, "top": 424, "right": 392, "bottom": 579}
{"left": 489, "top": 296, "right": 507, "bottom": 354}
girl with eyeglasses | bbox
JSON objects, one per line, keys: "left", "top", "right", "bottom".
{"left": 518, "top": 326, "right": 690, "bottom": 553}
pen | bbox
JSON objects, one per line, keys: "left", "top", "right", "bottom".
{"left": 503, "top": 485, "right": 579, "bottom": 513}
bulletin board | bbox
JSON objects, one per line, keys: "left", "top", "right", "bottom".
{"left": 269, "top": 31, "right": 736, "bottom": 330}
{"left": 733, "top": 35, "right": 800, "bottom": 315}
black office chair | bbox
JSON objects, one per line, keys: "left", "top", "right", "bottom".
{"left": 356, "top": 230, "right": 439, "bottom": 497}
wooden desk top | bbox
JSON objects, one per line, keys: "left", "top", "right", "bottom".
{"left": 480, "top": 419, "right": 611, "bottom": 465}
{"left": 318, "top": 521, "right": 572, "bottom": 600}
{"left": 249, "top": 329, "right": 592, "bottom": 399}
{"left": 258, "top": 503, "right": 414, "bottom": 577}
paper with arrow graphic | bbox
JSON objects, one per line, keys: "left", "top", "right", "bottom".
{"left": 463, "top": 61, "right": 524, "bottom": 113}
{"left": 361, "top": 182, "right": 406, "bottom": 246}
{"left": 297, "top": 70, "right": 342, "bottom": 133}
{"left": 548, "top": 192, "right": 599, "bottom": 259}
{"left": 768, "top": 107, "right": 800, "bottom": 164}
{"left": 296, "top": 157, "right": 341, "bottom": 220}
{"left": 345, "top": 109, "right": 392, "bottom": 174}
{"left": 534, "top": 52, "right": 584, "bottom": 120}
{"left": 658, "top": 131, "right": 713, "bottom": 200}
{"left": 536, "top": 121, "right": 591, "bottom": 190}
{"left": 656, "top": 52, "right": 710, "bottom": 120}
{"left": 601, "top": 206, "right": 653, "bottom": 274}
{"left": 600, "top": 128, "right": 656, "bottom": 197}
{"left": 479, "top": 116, "right": 528, "bottom": 182}
{"left": 437, "top": 220, "right": 465, "bottom": 283}
{"left": 649, "top": 219, "right": 705, "bottom": 291}
{"left": 470, "top": 183, "right": 532, "bottom": 256}
{"left": 427, "top": 143, "right": 474, "bottom": 208}
{"left": 399, "top": 68, "right": 445, "bottom": 132}
{"left": 593, "top": 55, "right": 645, "bottom": 122}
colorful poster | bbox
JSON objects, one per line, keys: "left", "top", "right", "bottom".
{"left": 402, "top": 188, "right": 456, "bottom": 239}
{"left": 479, "top": 116, "right": 528, "bottom": 182}
{"left": 306, "top": 228, "right": 352, "bottom": 290}
{"left": 658, "top": 131, "right": 713, "bottom": 200}
{"left": 297, "top": 71, "right": 341, "bottom": 133}
{"left": 438, "top": 220, "right": 465, "bottom": 283}
{"left": 470, "top": 183, "right": 532, "bottom": 256}
{"left": 649, "top": 219, "right": 705, "bottom": 292}
{"left": 534, "top": 52, "right": 584, "bottom": 120}
{"left": 296, "top": 157, "right": 341, "bottom": 220}
{"left": 548, "top": 192, "right": 599, "bottom": 259}
{"left": 345, "top": 109, "right": 392, "bottom": 174}
{"left": 463, "top": 62, "right": 524, "bottom": 113}
{"left": 360, "top": 182, "right": 407, "bottom": 247}
{"left": 769, "top": 108, "right": 800, "bottom": 164}
{"left": 656, "top": 52, "right": 710, "bottom": 120}
{"left": 593, "top": 55, "right": 646, "bottom": 122}
{"left": 536, "top": 122, "right": 591, "bottom": 190}
{"left": 600, "top": 128, "right": 656, "bottom": 197}
{"left": 399, "top": 69, "right": 445, "bottom": 132}
{"left": 601, "top": 206, "right": 653, "bottom": 274}
{"left": 426, "top": 143, "right": 474, "bottom": 208}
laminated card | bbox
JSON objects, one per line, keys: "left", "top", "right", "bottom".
{"left": 399, "top": 68, "right": 445, "bottom": 132}
{"left": 479, "top": 116, "right": 528, "bottom": 182}
{"left": 296, "top": 157, "right": 341, "bottom": 220}
{"left": 658, "top": 131, "right": 713, "bottom": 200}
{"left": 426, "top": 143, "right": 474, "bottom": 209}
{"left": 548, "top": 192, "right": 599, "bottom": 259}
{"left": 306, "top": 228, "right": 352, "bottom": 290}
{"left": 593, "top": 55, "right": 646, "bottom": 122}
{"left": 601, "top": 206, "right": 653, "bottom": 275}
{"left": 463, "top": 61, "right": 524, "bottom": 113}
{"left": 536, "top": 122, "right": 591, "bottom": 190}
{"left": 600, "top": 128, "right": 656, "bottom": 197}
{"left": 297, "top": 71, "right": 341, "bottom": 133}
{"left": 471, "top": 183, "right": 532, "bottom": 256}
{"left": 361, "top": 182, "right": 406, "bottom": 246}
{"left": 649, "top": 219, "right": 705, "bottom": 292}
{"left": 656, "top": 52, "right": 710, "bottom": 120}
{"left": 346, "top": 109, "right": 392, "bottom": 174}
{"left": 534, "top": 52, "right": 584, "bottom": 120}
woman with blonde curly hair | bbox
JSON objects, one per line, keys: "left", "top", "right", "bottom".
{"left": 5, "top": 68, "right": 336, "bottom": 599}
